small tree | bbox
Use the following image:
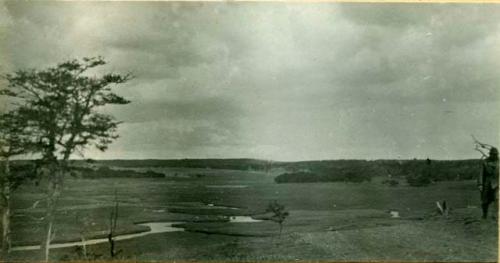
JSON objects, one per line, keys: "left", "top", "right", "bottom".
{"left": 1, "top": 57, "right": 131, "bottom": 261}
{"left": 266, "top": 200, "right": 289, "bottom": 238}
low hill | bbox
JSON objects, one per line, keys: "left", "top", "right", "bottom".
{"left": 274, "top": 159, "right": 481, "bottom": 184}
{"left": 92, "top": 158, "right": 274, "bottom": 171}
{"left": 8, "top": 158, "right": 482, "bottom": 184}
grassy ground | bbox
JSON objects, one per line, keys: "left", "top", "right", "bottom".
{"left": 6, "top": 168, "right": 498, "bottom": 261}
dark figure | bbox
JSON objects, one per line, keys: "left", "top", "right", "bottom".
{"left": 477, "top": 147, "right": 499, "bottom": 219}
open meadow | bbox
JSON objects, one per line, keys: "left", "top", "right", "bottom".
{"left": 7, "top": 167, "right": 498, "bottom": 262}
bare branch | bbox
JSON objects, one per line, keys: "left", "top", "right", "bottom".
{"left": 472, "top": 134, "right": 494, "bottom": 149}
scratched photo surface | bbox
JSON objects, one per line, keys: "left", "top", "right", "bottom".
{"left": 0, "top": 1, "right": 498, "bottom": 262}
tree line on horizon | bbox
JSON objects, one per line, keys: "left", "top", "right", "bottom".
{"left": 7, "top": 158, "right": 481, "bottom": 186}
{"left": 274, "top": 159, "right": 481, "bottom": 185}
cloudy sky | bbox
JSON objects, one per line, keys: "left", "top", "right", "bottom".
{"left": 1, "top": 2, "right": 499, "bottom": 161}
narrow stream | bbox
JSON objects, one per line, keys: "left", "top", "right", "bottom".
{"left": 11, "top": 222, "right": 184, "bottom": 251}
{"left": 229, "top": 216, "right": 262, "bottom": 223}
{"left": 11, "top": 216, "right": 261, "bottom": 251}
{"left": 205, "top": 185, "right": 248, "bottom": 189}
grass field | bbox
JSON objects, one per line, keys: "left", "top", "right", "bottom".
{"left": 7, "top": 167, "right": 498, "bottom": 261}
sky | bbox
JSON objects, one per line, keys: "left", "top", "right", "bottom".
{"left": 1, "top": 2, "right": 499, "bottom": 161}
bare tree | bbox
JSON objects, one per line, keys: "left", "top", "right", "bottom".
{"left": 1, "top": 57, "right": 131, "bottom": 261}
{"left": 108, "top": 190, "right": 120, "bottom": 259}
{"left": 472, "top": 134, "right": 494, "bottom": 159}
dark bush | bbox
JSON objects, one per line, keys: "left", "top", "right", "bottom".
{"left": 382, "top": 179, "right": 399, "bottom": 187}
{"left": 344, "top": 171, "right": 371, "bottom": 183}
{"left": 274, "top": 170, "right": 371, "bottom": 184}
{"left": 72, "top": 166, "right": 165, "bottom": 178}
{"left": 406, "top": 173, "right": 432, "bottom": 187}
{"left": 274, "top": 172, "right": 320, "bottom": 183}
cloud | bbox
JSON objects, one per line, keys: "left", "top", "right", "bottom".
{"left": 107, "top": 96, "right": 243, "bottom": 126}
{"left": 2, "top": 2, "right": 499, "bottom": 160}
{"left": 333, "top": 4, "right": 500, "bottom": 105}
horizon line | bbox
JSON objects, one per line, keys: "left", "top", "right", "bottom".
{"left": 11, "top": 157, "right": 482, "bottom": 162}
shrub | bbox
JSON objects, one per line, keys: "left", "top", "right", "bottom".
{"left": 274, "top": 172, "right": 319, "bottom": 183}
{"left": 406, "top": 173, "right": 431, "bottom": 187}
{"left": 382, "top": 179, "right": 399, "bottom": 187}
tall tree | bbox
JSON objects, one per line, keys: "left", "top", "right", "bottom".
{"left": 0, "top": 110, "right": 33, "bottom": 256}
{"left": 1, "top": 57, "right": 131, "bottom": 261}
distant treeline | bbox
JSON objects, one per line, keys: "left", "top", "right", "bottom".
{"left": 6, "top": 158, "right": 482, "bottom": 184}
{"left": 71, "top": 166, "right": 165, "bottom": 178}
{"left": 93, "top": 158, "right": 482, "bottom": 184}
{"left": 87, "top": 158, "right": 274, "bottom": 171}
{"left": 274, "top": 159, "right": 481, "bottom": 184}
{"left": 1, "top": 163, "right": 166, "bottom": 180}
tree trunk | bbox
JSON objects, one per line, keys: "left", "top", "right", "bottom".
{"left": 108, "top": 194, "right": 119, "bottom": 259}
{"left": 42, "top": 219, "right": 53, "bottom": 262}
{"left": 108, "top": 233, "right": 115, "bottom": 258}
{"left": 1, "top": 205, "right": 9, "bottom": 258}
{"left": 80, "top": 235, "right": 87, "bottom": 260}
{"left": 1, "top": 159, "right": 11, "bottom": 257}
{"left": 40, "top": 167, "right": 62, "bottom": 262}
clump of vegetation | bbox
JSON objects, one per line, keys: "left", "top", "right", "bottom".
{"left": 406, "top": 173, "right": 432, "bottom": 187}
{"left": 406, "top": 158, "right": 433, "bottom": 187}
{"left": 71, "top": 166, "right": 165, "bottom": 178}
{"left": 382, "top": 179, "right": 400, "bottom": 187}
{"left": 274, "top": 159, "right": 480, "bottom": 184}
{"left": 274, "top": 172, "right": 319, "bottom": 183}
{"left": 97, "top": 158, "right": 273, "bottom": 171}
{"left": 274, "top": 170, "right": 371, "bottom": 183}
{"left": 266, "top": 201, "right": 289, "bottom": 238}
{"left": 59, "top": 247, "right": 103, "bottom": 262}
